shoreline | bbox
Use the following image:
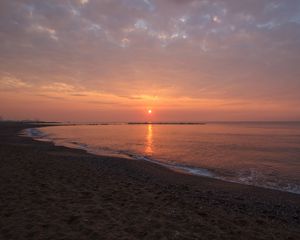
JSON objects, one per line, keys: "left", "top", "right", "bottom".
{"left": 26, "top": 124, "right": 300, "bottom": 195}
{"left": 0, "top": 122, "right": 299, "bottom": 239}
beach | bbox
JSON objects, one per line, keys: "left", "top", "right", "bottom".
{"left": 0, "top": 122, "right": 299, "bottom": 239}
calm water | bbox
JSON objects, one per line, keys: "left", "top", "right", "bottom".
{"left": 27, "top": 122, "right": 300, "bottom": 194}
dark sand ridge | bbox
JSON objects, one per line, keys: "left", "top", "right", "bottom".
{"left": 0, "top": 122, "right": 299, "bottom": 239}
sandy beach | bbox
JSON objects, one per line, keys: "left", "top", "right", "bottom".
{"left": 0, "top": 122, "right": 299, "bottom": 239}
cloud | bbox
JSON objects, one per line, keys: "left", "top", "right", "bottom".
{"left": 35, "top": 94, "right": 65, "bottom": 100}
{"left": 29, "top": 24, "right": 58, "bottom": 40}
{"left": 0, "top": 0, "right": 300, "bottom": 120}
{"left": 80, "top": 0, "right": 89, "bottom": 5}
{"left": 0, "top": 75, "right": 31, "bottom": 90}
{"left": 41, "top": 82, "right": 76, "bottom": 92}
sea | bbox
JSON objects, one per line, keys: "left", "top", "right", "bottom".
{"left": 25, "top": 122, "right": 300, "bottom": 194}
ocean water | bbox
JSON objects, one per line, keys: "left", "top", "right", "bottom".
{"left": 26, "top": 122, "right": 300, "bottom": 194}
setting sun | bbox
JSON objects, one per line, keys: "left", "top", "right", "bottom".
{"left": 148, "top": 109, "right": 152, "bottom": 114}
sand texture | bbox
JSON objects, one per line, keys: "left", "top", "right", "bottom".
{"left": 0, "top": 122, "right": 299, "bottom": 239}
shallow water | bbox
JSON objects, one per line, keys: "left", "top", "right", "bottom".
{"left": 27, "top": 122, "right": 300, "bottom": 194}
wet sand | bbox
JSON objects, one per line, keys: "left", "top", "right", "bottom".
{"left": 0, "top": 122, "right": 299, "bottom": 239}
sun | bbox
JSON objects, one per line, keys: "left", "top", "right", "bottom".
{"left": 148, "top": 109, "right": 152, "bottom": 114}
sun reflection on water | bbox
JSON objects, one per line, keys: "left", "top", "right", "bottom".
{"left": 145, "top": 124, "right": 153, "bottom": 155}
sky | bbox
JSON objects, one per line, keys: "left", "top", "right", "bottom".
{"left": 0, "top": 0, "right": 300, "bottom": 122}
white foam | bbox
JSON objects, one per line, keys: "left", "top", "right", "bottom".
{"left": 22, "top": 128, "right": 50, "bottom": 141}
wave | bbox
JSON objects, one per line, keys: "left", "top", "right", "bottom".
{"left": 22, "top": 128, "right": 49, "bottom": 139}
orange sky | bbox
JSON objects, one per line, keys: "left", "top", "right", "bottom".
{"left": 1, "top": 0, "right": 300, "bottom": 122}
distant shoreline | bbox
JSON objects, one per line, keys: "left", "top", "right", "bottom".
{"left": 2, "top": 120, "right": 300, "bottom": 126}
{"left": 128, "top": 122, "right": 206, "bottom": 125}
